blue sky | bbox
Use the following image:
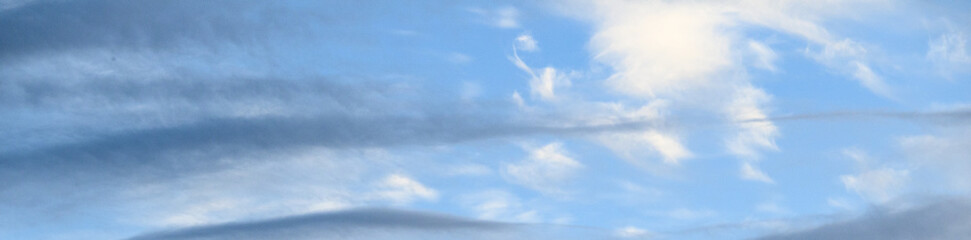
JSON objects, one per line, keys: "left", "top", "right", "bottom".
{"left": 2, "top": 0, "right": 971, "bottom": 239}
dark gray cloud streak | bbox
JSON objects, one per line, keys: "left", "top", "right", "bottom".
{"left": 0, "top": 0, "right": 310, "bottom": 61}
{"left": 0, "top": 113, "right": 653, "bottom": 178}
{"left": 127, "top": 208, "right": 508, "bottom": 240}
{"left": 756, "top": 198, "right": 971, "bottom": 240}
{"left": 126, "top": 208, "right": 600, "bottom": 240}
{"left": 740, "top": 108, "right": 971, "bottom": 125}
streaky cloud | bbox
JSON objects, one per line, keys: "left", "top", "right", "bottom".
{"left": 756, "top": 198, "right": 971, "bottom": 240}
{"left": 0, "top": 0, "right": 314, "bottom": 61}
{"left": 0, "top": 112, "right": 658, "bottom": 189}
{"left": 126, "top": 208, "right": 511, "bottom": 240}
{"left": 739, "top": 108, "right": 971, "bottom": 124}
{"left": 126, "top": 208, "right": 606, "bottom": 240}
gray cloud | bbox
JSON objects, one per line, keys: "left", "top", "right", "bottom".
{"left": 0, "top": 112, "right": 653, "bottom": 178}
{"left": 128, "top": 208, "right": 509, "bottom": 240}
{"left": 741, "top": 108, "right": 971, "bottom": 125}
{"left": 126, "top": 208, "right": 600, "bottom": 240}
{"left": 756, "top": 198, "right": 971, "bottom": 240}
{"left": 0, "top": 76, "right": 401, "bottom": 113}
{"left": 0, "top": 99, "right": 655, "bottom": 219}
{"left": 0, "top": 0, "right": 396, "bottom": 154}
{"left": 0, "top": 0, "right": 314, "bottom": 61}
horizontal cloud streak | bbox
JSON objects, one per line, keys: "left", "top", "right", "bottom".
{"left": 2, "top": 114, "right": 656, "bottom": 156}
{"left": 127, "top": 208, "right": 606, "bottom": 240}
{"left": 0, "top": 111, "right": 659, "bottom": 190}
{"left": 757, "top": 198, "right": 971, "bottom": 240}
{"left": 739, "top": 108, "right": 971, "bottom": 124}
{"left": 127, "top": 208, "right": 512, "bottom": 240}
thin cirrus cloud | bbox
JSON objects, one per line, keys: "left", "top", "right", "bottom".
{"left": 509, "top": 44, "right": 569, "bottom": 102}
{"left": 468, "top": 6, "right": 520, "bottom": 29}
{"left": 502, "top": 143, "right": 584, "bottom": 195}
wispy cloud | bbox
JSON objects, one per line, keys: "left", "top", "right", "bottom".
{"left": 516, "top": 33, "right": 539, "bottom": 52}
{"left": 469, "top": 6, "right": 520, "bottom": 29}
{"left": 502, "top": 143, "right": 584, "bottom": 195}
{"left": 742, "top": 162, "right": 775, "bottom": 184}
{"left": 749, "top": 40, "right": 779, "bottom": 72}
{"left": 373, "top": 174, "right": 439, "bottom": 205}
{"left": 851, "top": 62, "right": 894, "bottom": 99}
{"left": 841, "top": 168, "right": 909, "bottom": 204}
{"left": 928, "top": 30, "right": 971, "bottom": 77}
{"left": 509, "top": 45, "right": 569, "bottom": 101}
{"left": 614, "top": 226, "right": 652, "bottom": 239}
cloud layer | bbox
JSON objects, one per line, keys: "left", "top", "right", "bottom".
{"left": 758, "top": 199, "right": 971, "bottom": 240}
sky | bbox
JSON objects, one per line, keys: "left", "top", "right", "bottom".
{"left": 2, "top": 0, "right": 971, "bottom": 239}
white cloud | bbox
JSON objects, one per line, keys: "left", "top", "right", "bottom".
{"left": 461, "top": 190, "right": 541, "bottom": 223}
{"left": 734, "top": 1, "right": 894, "bottom": 98}
{"left": 841, "top": 147, "right": 872, "bottom": 169}
{"left": 928, "top": 31, "right": 971, "bottom": 77}
{"left": 503, "top": 143, "right": 583, "bottom": 195}
{"left": 741, "top": 162, "right": 775, "bottom": 184}
{"left": 510, "top": 49, "right": 533, "bottom": 74}
{"left": 581, "top": 100, "right": 666, "bottom": 126}
{"left": 615, "top": 226, "right": 652, "bottom": 239}
{"left": 591, "top": 0, "right": 894, "bottom": 98}
{"left": 469, "top": 6, "right": 519, "bottom": 29}
{"left": 495, "top": 6, "right": 519, "bottom": 28}
{"left": 511, "top": 91, "right": 527, "bottom": 108}
{"left": 838, "top": 148, "right": 910, "bottom": 204}
{"left": 509, "top": 48, "right": 570, "bottom": 101}
{"left": 374, "top": 174, "right": 439, "bottom": 205}
{"left": 516, "top": 33, "right": 539, "bottom": 52}
{"left": 726, "top": 86, "right": 778, "bottom": 183}
{"left": 726, "top": 86, "right": 779, "bottom": 160}
{"left": 851, "top": 61, "right": 894, "bottom": 99}
{"left": 535, "top": 67, "right": 559, "bottom": 100}
{"left": 643, "top": 130, "right": 693, "bottom": 164}
{"left": 898, "top": 130, "right": 971, "bottom": 192}
{"left": 589, "top": 1, "right": 733, "bottom": 97}
{"left": 572, "top": 1, "right": 788, "bottom": 181}
{"left": 567, "top": 0, "right": 907, "bottom": 181}
{"left": 594, "top": 101, "right": 692, "bottom": 174}
{"left": 748, "top": 40, "right": 778, "bottom": 72}
{"left": 928, "top": 31, "right": 971, "bottom": 63}
{"left": 841, "top": 168, "right": 909, "bottom": 204}
{"left": 600, "top": 129, "right": 692, "bottom": 175}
